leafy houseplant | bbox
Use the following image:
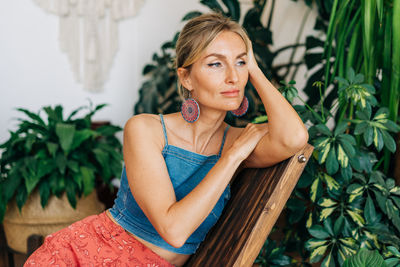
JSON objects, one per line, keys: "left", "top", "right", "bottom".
{"left": 270, "top": 71, "right": 400, "bottom": 266}
{"left": 0, "top": 103, "right": 123, "bottom": 222}
{"left": 295, "top": 0, "right": 400, "bottom": 175}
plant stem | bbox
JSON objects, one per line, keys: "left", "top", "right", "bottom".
{"left": 296, "top": 95, "right": 325, "bottom": 124}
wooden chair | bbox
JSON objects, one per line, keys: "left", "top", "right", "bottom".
{"left": 18, "top": 143, "right": 313, "bottom": 267}
{"left": 185, "top": 143, "right": 314, "bottom": 267}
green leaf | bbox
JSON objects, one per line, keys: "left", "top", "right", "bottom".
{"left": 384, "top": 120, "right": 400, "bottom": 132}
{"left": 334, "top": 121, "right": 348, "bottom": 136}
{"left": 309, "top": 243, "right": 329, "bottom": 263}
{"left": 38, "top": 181, "right": 50, "bottom": 208}
{"left": 364, "top": 126, "right": 374, "bottom": 146}
{"left": 347, "top": 209, "right": 365, "bottom": 226}
{"left": 65, "top": 179, "right": 77, "bottom": 209}
{"left": 2, "top": 170, "right": 22, "bottom": 203}
{"left": 364, "top": 194, "right": 376, "bottom": 224}
{"left": 323, "top": 218, "right": 334, "bottom": 236}
{"left": 338, "top": 136, "right": 356, "bottom": 156}
{"left": 390, "top": 187, "right": 400, "bottom": 196}
{"left": 337, "top": 144, "right": 349, "bottom": 168}
{"left": 373, "top": 189, "right": 388, "bottom": 214}
{"left": 323, "top": 173, "right": 340, "bottom": 191}
{"left": 24, "top": 174, "right": 40, "bottom": 196}
{"left": 55, "top": 123, "right": 76, "bottom": 153}
{"left": 342, "top": 248, "right": 386, "bottom": 267}
{"left": 381, "top": 130, "right": 396, "bottom": 152}
{"left": 70, "top": 129, "right": 94, "bottom": 151}
{"left": 15, "top": 108, "right": 46, "bottom": 126}
{"left": 311, "top": 177, "right": 322, "bottom": 202}
{"left": 319, "top": 198, "right": 337, "bottom": 207}
{"left": 55, "top": 153, "right": 67, "bottom": 175}
{"left": 373, "top": 128, "right": 384, "bottom": 151}
{"left": 373, "top": 107, "right": 389, "bottom": 120}
{"left": 387, "top": 246, "right": 400, "bottom": 257}
{"left": 387, "top": 179, "right": 395, "bottom": 190}
{"left": 93, "top": 148, "right": 110, "bottom": 180}
{"left": 181, "top": 11, "right": 202, "bottom": 21}
{"left": 321, "top": 250, "right": 335, "bottom": 267}
{"left": 46, "top": 142, "right": 58, "bottom": 158}
{"left": 341, "top": 165, "right": 353, "bottom": 182}
{"left": 317, "top": 140, "right": 331, "bottom": 163}
{"left": 95, "top": 125, "right": 122, "bottom": 137}
{"left": 355, "top": 122, "right": 369, "bottom": 134}
{"left": 36, "top": 159, "right": 56, "bottom": 179}
{"left": 385, "top": 258, "right": 400, "bottom": 267}
{"left": 15, "top": 185, "right": 27, "bottom": 210}
{"left": 309, "top": 225, "right": 331, "bottom": 239}
{"left": 347, "top": 183, "right": 364, "bottom": 201}
{"left": 80, "top": 166, "right": 95, "bottom": 196}
{"left": 320, "top": 207, "right": 336, "bottom": 221}
{"left": 326, "top": 146, "right": 339, "bottom": 174}
{"left": 222, "top": 0, "right": 241, "bottom": 21}
{"left": 334, "top": 216, "right": 344, "bottom": 236}
{"left": 200, "top": 0, "right": 224, "bottom": 13}
{"left": 315, "top": 124, "right": 332, "bottom": 136}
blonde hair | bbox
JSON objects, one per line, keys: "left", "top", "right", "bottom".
{"left": 175, "top": 13, "right": 250, "bottom": 99}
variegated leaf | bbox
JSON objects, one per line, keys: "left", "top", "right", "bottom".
{"left": 306, "top": 239, "right": 329, "bottom": 249}
{"left": 323, "top": 173, "right": 340, "bottom": 191}
{"left": 390, "top": 187, "right": 400, "bottom": 195}
{"left": 319, "top": 142, "right": 331, "bottom": 163}
{"left": 310, "top": 244, "right": 329, "bottom": 263}
{"left": 320, "top": 207, "right": 336, "bottom": 221}
{"left": 311, "top": 177, "right": 321, "bottom": 202}
{"left": 307, "top": 212, "right": 313, "bottom": 228}
{"left": 319, "top": 198, "right": 337, "bottom": 207}
{"left": 347, "top": 209, "right": 365, "bottom": 226}
{"left": 337, "top": 144, "right": 349, "bottom": 167}
{"left": 340, "top": 237, "right": 356, "bottom": 248}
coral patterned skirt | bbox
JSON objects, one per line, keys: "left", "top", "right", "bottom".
{"left": 24, "top": 211, "right": 174, "bottom": 267}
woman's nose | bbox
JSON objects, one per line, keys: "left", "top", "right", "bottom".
{"left": 225, "top": 65, "right": 239, "bottom": 84}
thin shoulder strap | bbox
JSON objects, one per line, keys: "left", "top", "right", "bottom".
{"left": 218, "top": 125, "right": 231, "bottom": 157}
{"left": 159, "top": 114, "right": 168, "bottom": 146}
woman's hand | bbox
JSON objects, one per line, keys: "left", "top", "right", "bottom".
{"left": 246, "top": 39, "right": 260, "bottom": 76}
{"left": 227, "top": 123, "right": 269, "bottom": 163}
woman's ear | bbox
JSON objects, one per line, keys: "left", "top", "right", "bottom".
{"left": 177, "top": 67, "right": 193, "bottom": 91}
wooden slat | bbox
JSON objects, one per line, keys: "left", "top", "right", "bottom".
{"left": 185, "top": 143, "right": 314, "bottom": 267}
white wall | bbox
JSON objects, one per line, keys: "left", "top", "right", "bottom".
{"left": 0, "top": 0, "right": 316, "bottom": 144}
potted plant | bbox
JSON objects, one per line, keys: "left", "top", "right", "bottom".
{"left": 0, "top": 102, "right": 123, "bottom": 253}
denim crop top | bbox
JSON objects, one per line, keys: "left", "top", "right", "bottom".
{"left": 109, "top": 114, "right": 231, "bottom": 254}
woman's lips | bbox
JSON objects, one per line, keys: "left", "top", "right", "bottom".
{"left": 221, "top": 89, "right": 240, "bottom": 97}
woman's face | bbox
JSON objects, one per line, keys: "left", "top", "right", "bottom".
{"left": 183, "top": 30, "right": 249, "bottom": 112}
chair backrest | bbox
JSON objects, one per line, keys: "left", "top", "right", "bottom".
{"left": 185, "top": 143, "right": 314, "bottom": 267}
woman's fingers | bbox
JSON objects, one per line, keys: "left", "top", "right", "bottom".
{"left": 230, "top": 123, "right": 268, "bottom": 161}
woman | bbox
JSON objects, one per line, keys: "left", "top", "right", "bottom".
{"left": 25, "top": 13, "right": 308, "bottom": 266}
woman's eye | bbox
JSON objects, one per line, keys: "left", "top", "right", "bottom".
{"left": 237, "top": 60, "right": 246, "bottom": 66}
{"left": 208, "top": 62, "right": 222, "bottom": 67}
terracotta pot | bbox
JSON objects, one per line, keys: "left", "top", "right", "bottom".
{"left": 3, "top": 190, "right": 104, "bottom": 254}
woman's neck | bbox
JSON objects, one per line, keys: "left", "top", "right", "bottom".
{"left": 179, "top": 106, "right": 227, "bottom": 155}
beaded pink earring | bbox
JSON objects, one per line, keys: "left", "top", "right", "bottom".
{"left": 181, "top": 98, "right": 200, "bottom": 123}
{"left": 230, "top": 96, "right": 249, "bottom": 117}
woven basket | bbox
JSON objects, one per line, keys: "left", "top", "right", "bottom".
{"left": 3, "top": 190, "right": 105, "bottom": 254}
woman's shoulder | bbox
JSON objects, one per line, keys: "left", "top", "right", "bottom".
{"left": 124, "top": 114, "right": 165, "bottom": 147}
{"left": 124, "top": 113, "right": 161, "bottom": 129}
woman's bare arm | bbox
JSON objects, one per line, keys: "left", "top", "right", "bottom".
{"left": 241, "top": 42, "right": 309, "bottom": 168}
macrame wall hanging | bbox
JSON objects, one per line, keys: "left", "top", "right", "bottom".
{"left": 34, "top": 0, "right": 145, "bottom": 92}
